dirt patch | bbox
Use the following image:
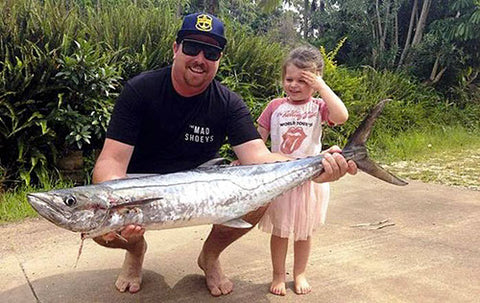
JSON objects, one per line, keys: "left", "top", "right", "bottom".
{"left": 0, "top": 218, "right": 77, "bottom": 256}
{"left": 382, "top": 148, "right": 480, "bottom": 191}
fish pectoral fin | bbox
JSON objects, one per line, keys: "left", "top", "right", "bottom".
{"left": 113, "top": 197, "right": 163, "bottom": 208}
{"left": 198, "top": 157, "right": 229, "bottom": 167}
{"left": 220, "top": 218, "right": 253, "bottom": 229}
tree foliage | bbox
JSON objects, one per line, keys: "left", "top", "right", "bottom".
{"left": 0, "top": 0, "right": 478, "bottom": 188}
{"left": 266, "top": 0, "right": 479, "bottom": 99}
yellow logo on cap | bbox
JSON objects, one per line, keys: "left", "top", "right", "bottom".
{"left": 195, "top": 14, "right": 213, "bottom": 32}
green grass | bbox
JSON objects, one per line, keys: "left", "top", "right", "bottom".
{"left": 371, "top": 126, "right": 480, "bottom": 190}
{"left": 371, "top": 125, "right": 480, "bottom": 162}
{"left": 0, "top": 186, "right": 39, "bottom": 222}
{"left": 0, "top": 180, "right": 74, "bottom": 223}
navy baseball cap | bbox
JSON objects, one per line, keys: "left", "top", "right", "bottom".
{"left": 176, "top": 13, "right": 227, "bottom": 50}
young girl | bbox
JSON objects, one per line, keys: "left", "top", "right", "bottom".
{"left": 257, "top": 46, "right": 348, "bottom": 296}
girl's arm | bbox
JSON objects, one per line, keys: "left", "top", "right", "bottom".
{"left": 257, "top": 125, "right": 269, "bottom": 143}
{"left": 301, "top": 71, "right": 348, "bottom": 125}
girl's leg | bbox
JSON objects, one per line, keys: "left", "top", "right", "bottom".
{"left": 293, "top": 237, "right": 312, "bottom": 294}
{"left": 270, "top": 235, "right": 289, "bottom": 296}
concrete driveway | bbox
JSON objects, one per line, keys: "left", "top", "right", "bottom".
{"left": 1, "top": 172, "right": 479, "bottom": 303}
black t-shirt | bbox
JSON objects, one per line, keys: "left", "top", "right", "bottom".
{"left": 106, "top": 66, "right": 260, "bottom": 174}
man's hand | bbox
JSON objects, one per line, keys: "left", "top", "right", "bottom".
{"left": 102, "top": 225, "right": 145, "bottom": 242}
{"left": 314, "top": 146, "right": 357, "bottom": 183}
{"left": 230, "top": 159, "right": 241, "bottom": 166}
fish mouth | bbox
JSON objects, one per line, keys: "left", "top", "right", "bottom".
{"left": 27, "top": 193, "right": 72, "bottom": 226}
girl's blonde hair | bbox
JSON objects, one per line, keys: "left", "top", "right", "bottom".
{"left": 282, "top": 46, "right": 324, "bottom": 80}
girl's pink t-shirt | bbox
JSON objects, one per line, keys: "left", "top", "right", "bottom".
{"left": 257, "top": 97, "right": 330, "bottom": 158}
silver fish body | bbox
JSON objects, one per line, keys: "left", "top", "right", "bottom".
{"left": 27, "top": 99, "right": 407, "bottom": 238}
{"left": 27, "top": 156, "right": 324, "bottom": 238}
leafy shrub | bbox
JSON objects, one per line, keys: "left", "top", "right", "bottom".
{"left": 0, "top": 0, "right": 478, "bottom": 189}
{"left": 53, "top": 39, "right": 122, "bottom": 150}
{"left": 0, "top": 0, "right": 286, "bottom": 187}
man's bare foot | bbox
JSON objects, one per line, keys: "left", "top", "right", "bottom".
{"left": 197, "top": 250, "right": 233, "bottom": 296}
{"left": 294, "top": 273, "right": 311, "bottom": 295}
{"left": 270, "top": 272, "right": 286, "bottom": 296}
{"left": 115, "top": 239, "right": 147, "bottom": 293}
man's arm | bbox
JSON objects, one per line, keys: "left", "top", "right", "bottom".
{"left": 92, "top": 138, "right": 135, "bottom": 184}
{"left": 233, "top": 138, "right": 288, "bottom": 165}
{"left": 92, "top": 138, "right": 144, "bottom": 241}
{"left": 232, "top": 139, "right": 357, "bottom": 183}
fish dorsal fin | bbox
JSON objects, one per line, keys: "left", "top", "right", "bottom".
{"left": 220, "top": 218, "right": 252, "bottom": 229}
{"left": 198, "top": 158, "right": 228, "bottom": 167}
{"left": 343, "top": 99, "right": 408, "bottom": 186}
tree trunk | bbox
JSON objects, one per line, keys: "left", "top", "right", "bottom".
{"left": 432, "top": 67, "right": 447, "bottom": 84}
{"left": 303, "top": 0, "right": 311, "bottom": 39}
{"left": 429, "top": 55, "right": 440, "bottom": 80}
{"left": 381, "top": 0, "right": 392, "bottom": 52}
{"left": 426, "top": 55, "right": 447, "bottom": 84}
{"left": 412, "top": 0, "right": 432, "bottom": 46}
{"left": 394, "top": 12, "right": 399, "bottom": 49}
{"left": 465, "top": 71, "right": 479, "bottom": 86}
{"left": 397, "top": 0, "right": 418, "bottom": 68}
{"left": 176, "top": 2, "right": 183, "bottom": 17}
{"left": 208, "top": 0, "right": 219, "bottom": 15}
{"left": 320, "top": 0, "right": 325, "bottom": 12}
{"left": 375, "top": 0, "right": 384, "bottom": 51}
{"left": 371, "top": 19, "right": 377, "bottom": 68}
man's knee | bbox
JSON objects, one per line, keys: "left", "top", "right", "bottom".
{"left": 242, "top": 204, "right": 269, "bottom": 226}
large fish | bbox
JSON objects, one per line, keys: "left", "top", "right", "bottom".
{"left": 27, "top": 99, "right": 407, "bottom": 239}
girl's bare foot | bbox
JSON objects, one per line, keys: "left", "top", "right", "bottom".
{"left": 294, "top": 273, "right": 311, "bottom": 295}
{"left": 270, "top": 272, "right": 286, "bottom": 296}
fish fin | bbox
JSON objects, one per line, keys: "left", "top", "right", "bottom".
{"left": 111, "top": 197, "right": 163, "bottom": 208}
{"left": 356, "top": 157, "right": 408, "bottom": 186}
{"left": 343, "top": 99, "right": 407, "bottom": 186}
{"left": 114, "top": 232, "right": 128, "bottom": 242}
{"left": 198, "top": 158, "right": 229, "bottom": 167}
{"left": 220, "top": 218, "right": 253, "bottom": 229}
{"left": 345, "top": 99, "right": 390, "bottom": 148}
{"left": 127, "top": 173, "right": 156, "bottom": 178}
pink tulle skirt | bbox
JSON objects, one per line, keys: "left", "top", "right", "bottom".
{"left": 258, "top": 181, "right": 330, "bottom": 241}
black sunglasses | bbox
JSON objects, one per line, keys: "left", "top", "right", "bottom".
{"left": 181, "top": 39, "right": 222, "bottom": 61}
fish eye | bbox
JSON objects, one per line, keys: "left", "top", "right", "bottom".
{"left": 64, "top": 195, "right": 77, "bottom": 207}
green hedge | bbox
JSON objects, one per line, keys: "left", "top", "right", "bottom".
{"left": 0, "top": 0, "right": 285, "bottom": 186}
{"left": 0, "top": 0, "right": 478, "bottom": 188}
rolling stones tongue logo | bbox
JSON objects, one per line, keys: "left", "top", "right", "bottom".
{"left": 280, "top": 126, "right": 306, "bottom": 154}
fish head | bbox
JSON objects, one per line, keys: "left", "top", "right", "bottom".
{"left": 27, "top": 186, "right": 111, "bottom": 233}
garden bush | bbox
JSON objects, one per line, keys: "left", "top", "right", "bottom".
{"left": 0, "top": 0, "right": 478, "bottom": 189}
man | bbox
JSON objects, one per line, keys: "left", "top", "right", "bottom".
{"left": 92, "top": 12, "right": 357, "bottom": 296}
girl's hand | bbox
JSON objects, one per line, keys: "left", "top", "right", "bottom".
{"left": 301, "top": 71, "right": 325, "bottom": 92}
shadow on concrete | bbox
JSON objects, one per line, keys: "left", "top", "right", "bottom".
{"left": 1, "top": 270, "right": 272, "bottom": 303}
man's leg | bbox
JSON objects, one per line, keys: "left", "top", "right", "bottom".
{"left": 198, "top": 205, "right": 269, "bottom": 296}
{"left": 93, "top": 225, "right": 146, "bottom": 293}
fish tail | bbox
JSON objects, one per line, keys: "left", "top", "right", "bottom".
{"left": 343, "top": 99, "right": 408, "bottom": 186}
